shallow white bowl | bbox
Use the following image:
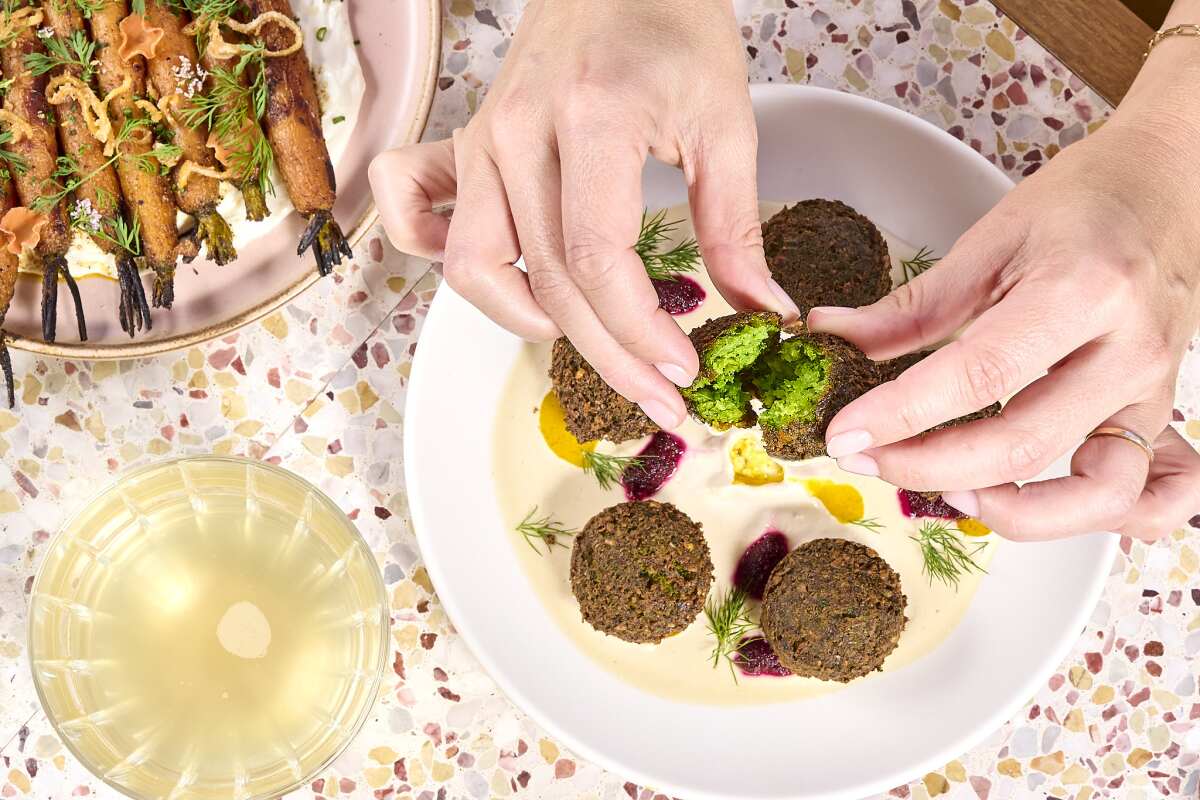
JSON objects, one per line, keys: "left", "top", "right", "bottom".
{"left": 404, "top": 84, "right": 1116, "bottom": 800}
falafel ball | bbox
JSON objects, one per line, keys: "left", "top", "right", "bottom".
{"left": 876, "top": 350, "right": 1002, "bottom": 429}
{"left": 760, "top": 538, "right": 907, "bottom": 682}
{"left": 762, "top": 199, "right": 892, "bottom": 317}
{"left": 752, "top": 332, "right": 877, "bottom": 460}
{"left": 681, "top": 311, "right": 782, "bottom": 430}
{"left": 570, "top": 501, "right": 714, "bottom": 644}
{"left": 550, "top": 337, "right": 659, "bottom": 444}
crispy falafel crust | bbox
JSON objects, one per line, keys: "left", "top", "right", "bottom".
{"left": 761, "top": 538, "right": 907, "bottom": 682}
{"left": 759, "top": 333, "right": 878, "bottom": 461}
{"left": 570, "top": 501, "right": 714, "bottom": 644}
{"left": 763, "top": 199, "right": 892, "bottom": 317}
{"left": 550, "top": 338, "right": 659, "bottom": 444}
{"left": 684, "top": 311, "right": 782, "bottom": 428}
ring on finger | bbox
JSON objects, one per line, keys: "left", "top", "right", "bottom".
{"left": 1085, "top": 426, "right": 1156, "bottom": 464}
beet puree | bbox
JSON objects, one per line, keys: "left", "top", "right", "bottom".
{"left": 652, "top": 276, "right": 706, "bottom": 315}
{"left": 897, "top": 489, "right": 965, "bottom": 520}
{"left": 734, "top": 637, "right": 792, "bottom": 677}
{"left": 621, "top": 431, "right": 686, "bottom": 501}
{"left": 732, "top": 530, "right": 789, "bottom": 600}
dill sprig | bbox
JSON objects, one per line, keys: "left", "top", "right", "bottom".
{"left": 704, "top": 587, "right": 756, "bottom": 682}
{"left": 514, "top": 507, "right": 577, "bottom": 555}
{"left": 72, "top": 0, "right": 105, "bottom": 18}
{"left": 900, "top": 246, "right": 939, "bottom": 284}
{"left": 580, "top": 450, "right": 653, "bottom": 491}
{"left": 0, "top": 129, "right": 27, "bottom": 180}
{"left": 911, "top": 520, "right": 987, "bottom": 589}
{"left": 31, "top": 118, "right": 158, "bottom": 213}
{"left": 635, "top": 208, "right": 700, "bottom": 281}
{"left": 25, "top": 29, "right": 98, "bottom": 83}
{"left": 848, "top": 516, "right": 884, "bottom": 533}
{"left": 182, "top": 60, "right": 275, "bottom": 198}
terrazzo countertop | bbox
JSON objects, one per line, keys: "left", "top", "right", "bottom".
{"left": 2, "top": 1, "right": 1199, "bottom": 799}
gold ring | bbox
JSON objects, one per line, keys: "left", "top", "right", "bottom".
{"left": 1085, "top": 426, "right": 1155, "bottom": 464}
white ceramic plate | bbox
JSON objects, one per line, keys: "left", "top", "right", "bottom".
{"left": 404, "top": 85, "right": 1117, "bottom": 800}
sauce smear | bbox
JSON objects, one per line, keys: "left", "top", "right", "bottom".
{"left": 622, "top": 431, "right": 686, "bottom": 501}
{"left": 653, "top": 276, "right": 706, "bottom": 315}
{"left": 732, "top": 530, "right": 789, "bottom": 600}
{"left": 734, "top": 637, "right": 792, "bottom": 677}
{"left": 897, "top": 489, "right": 965, "bottom": 520}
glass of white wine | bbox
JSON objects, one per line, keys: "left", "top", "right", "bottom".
{"left": 28, "top": 456, "right": 389, "bottom": 800}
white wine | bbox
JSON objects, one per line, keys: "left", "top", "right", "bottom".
{"left": 29, "top": 457, "right": 388, "bottom": 800}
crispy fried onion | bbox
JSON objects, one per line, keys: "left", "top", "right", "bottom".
{"left": 197, "top": 12, "right": 303, "bottom": 62}
{"left": 176, "top": 161, "right": 233, "bottom": 190}
{"left": 156, "top": 94, "right": 182, "bottom": 129}
{"left": 0, "top": 110, "right": 35, "bottom": 144}
{"left": 0, "top": 7, "right": 42, "bottom": 44}
{"left": 46, "top": 75, "right": 136, "bottom": 155}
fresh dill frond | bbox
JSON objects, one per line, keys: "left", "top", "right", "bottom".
{"left": 704, "top": 587, "right": 756, "bottom": 682}
{"left": 900, "top": 246, "right": 939, "bottom": 284}
{"left": 580, "top": 450, "right": 651, "bottom": 491}
{"left": 910, "top": 520, "right": 987, "bottom": 589}
{"left": 0, "top": 77, "right": 13, "bottom": 99}
{"left": 52, "top": 153, "right": 81, "bottom": 181}
{"left": 183, "top": 62, "right": 276, "bottom": 196}
{"left": 514, "top": 506, "right": 577, "bottom": 555}
{"left": 72, "top": 0, "right": 105, "bottom": 18}
{"left": 24, "top": 29, "right": 98, "bottom": 82}
{"left": 635, "top": 208, "right": 700, "bottom": 281}
{"left": 130, "top": 0, "right": 145, "bottom": 14}
{"left": 848, "top": 516, "right": 884, "bottom": 533}
{"left": 0, "top": 129, "right": 27, "bottom": 177}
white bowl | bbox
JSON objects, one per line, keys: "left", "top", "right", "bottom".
{"left": 404, "top": 84, "right": 1116, "bottom": 800}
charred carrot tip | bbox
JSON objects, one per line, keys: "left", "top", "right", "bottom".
{"left": 299, "top": 211, "right": 353, "bottom": 278}
{"left": 0, "top": 334, "right": 12, "bottom": 409}
{"left": 41, "top": 259, "right": 58, "bottom": 344}
{"left": 196, "top": 211, "right": 237, "bottom": 266}
{"left": 59, "top": 260, "right": 88, "bottom": 343}
{"left": 117, "top": 256, "right": 151, "bottom": 338}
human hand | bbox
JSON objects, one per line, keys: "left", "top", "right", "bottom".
{"left": 369, "top": 0, "right": 799, "bottom": 430}
{"left": 808, "top": 117, "right": 1200, "bottom": 541}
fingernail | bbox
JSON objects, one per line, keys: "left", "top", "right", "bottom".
{"left": 639, "top": 398, "right": 685, "bottom": 430}
{"left": 766, "top": 278, "right": 802, "bottom": 321}
{"left": 655, "top": 362, "right": 695, "bottom": 388}
{"left": 837, "top": 453, "right": 879, "bottom": 477}
{"left": 942, "top": 491, "right": 980, "bottom": 518}
{"left": 826, "top": 429, "right": 873, "bottom": 458}
{"left": 810, "top": 306, "right": 858, "bottom": 316}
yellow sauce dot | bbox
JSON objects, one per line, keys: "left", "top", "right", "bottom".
{"left": 538, "top": 391, "right": 596, "bottom": 467}
{"left": 957, "top": 518, "right": 992, "bottom": 537}
{"left": 730, "top": 437, "right": 784, "bottom": 485}
{"left": 804, "top": 479, "right": 865, "bottom": 524}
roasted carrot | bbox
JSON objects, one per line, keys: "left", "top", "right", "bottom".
{"left": 40, "top": 0, "right": 151, "bottom": 336}
{"left": 0, "top": 175, "right": 17, "bottom": 407}
{"left": 143, "top": 0, "right": 235, "bottom": 265}
{"left": 245, "top": 0, "right": 351, "bottom": 276}
{"left": 1, "top": 21, "right": 86, "bottom": 343}
{"left": 89, "top": 0, "right": 186, "bottom": 309}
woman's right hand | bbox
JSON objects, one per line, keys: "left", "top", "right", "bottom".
{"left": 369, "top": 0, "right": 799, "bottom": 430}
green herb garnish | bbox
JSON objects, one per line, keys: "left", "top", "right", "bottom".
{"left": 24, "top": 29, "right": 97, "bottom": 82}
{"left": 911, "top": 520, "right": 987, "bottom": 589}
{"left": 635, "top": 208, "right": 700, "bottom": 281}
{"left": 316, "top": 26, "right": 327, "bottom": 41}
{"left": 514, "top": 506, "right": 577, "bottom": 555}
{"left": 900, "top": 246, "right": 939, "bottom": 284}
{"left": 847, "top": 516, "right": 884, "bottom": 533}
{"left": 704, "top": 587, "right": 755, "bottom": 682}
{"left": 580, "top": 450, "right": 652, "bottom": 491}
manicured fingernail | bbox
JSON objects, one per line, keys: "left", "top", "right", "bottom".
{"left": 837, "top": 453, "right": 879, "bottom": 477}
{"left": 826, "top": 429, "right": 873, "bottom": 458}
{"left": 942, "top": 491, "right": 980, "bottom": 518}
{"left": 655, "top": 362, "right": 695, "bottom": 388}
{"left": 810, "top": 306, "right": 858, "bottom": 316}
{"left": 639, "top": 398, "right": 684, "bottom": 430}
{"left": 766, "top": 278, "right": 802, "bottom": 320}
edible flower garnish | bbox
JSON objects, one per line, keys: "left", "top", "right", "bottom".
{"left": 0, "top": 207, "right": 48, "bottom": 255}
{"left": 117, "top": 13, "right": 165, "bottom": 61}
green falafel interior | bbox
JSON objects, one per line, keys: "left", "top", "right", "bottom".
{"left": 681, "top": 319, "right": 778, "bottom": 428}
{"left": 753, "top": 338, "right": 832, "bottom": 430}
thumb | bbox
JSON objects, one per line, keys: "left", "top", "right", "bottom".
{"left": 806, "top": 217, "right": 1024, "bottom": 359}
{"left": 369, "top": 138, "right": 457, "bottom": 259}
{"left": 686, "top": 112, "right": 800, "bottom": 321}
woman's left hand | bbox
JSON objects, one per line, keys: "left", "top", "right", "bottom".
{"left": 808, "top": 113, "right": 1200, "bottom": 542}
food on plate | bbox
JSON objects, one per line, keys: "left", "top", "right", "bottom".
{"left": 910, "top": 520, "right": 988, "bottom": 588}
{"left": 762, "top": 199, "right": 891, "bottom": 317}
{"left": 754, "top": 333, "right": 877, "bottom": 461}
{"left": 570, "top": 501, "right": 713, "bottom": 644}
{"left": 245, "top": 0, "right": 351, "bottom": 276}
{"left": 681, "top": 311, "right": 781, "bottom": 429}
{"left": 760, "top": 538, "right": 907, "bottom": 682}
{"left": 143, "top": 0, "right": 235, "bottom": 266}
{"left": 2, "top": 20, "right": 86, "bottom": 343}
{"left": 732, "top": 636, "right": 792, "bottom": 677}
{"left": 549, "top": 337, "right": 658, "bottom": 444}
{"left": 618, "top": 430, "right": 685, "bottom": 501}
{"left": 729, "top": 436, "right": 783, "bottom": 485}
{"left": 0, "top": 174, "right": 17, "bottom": 407}
{"left": 731, "top": 529, "right": 789, "bottom": 600}
{"left": 538, "top": 390, "right": 597, "bottom": 467}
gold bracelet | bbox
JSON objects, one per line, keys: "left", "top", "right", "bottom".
{"left": 1145, "top": 23, "right": 1200, "bottom": 59}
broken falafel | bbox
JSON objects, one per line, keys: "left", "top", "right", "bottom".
{"left": 681, "top": 311, "right": 782, "bottom": 429}
{"left": 760, "top": 538, "right": 907, "bottom": 682}
{"left": 550, "top": 337, "right": 659, "bottom": 444}
{"left": 762, "top": 199, "right": 892, "bottom": 317}
{"left": 570, "top": 500, "right": 713, "bottom": 644}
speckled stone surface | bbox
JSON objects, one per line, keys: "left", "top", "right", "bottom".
{"left": 2, "top": 1, "right": 1198, "bottom": 799}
